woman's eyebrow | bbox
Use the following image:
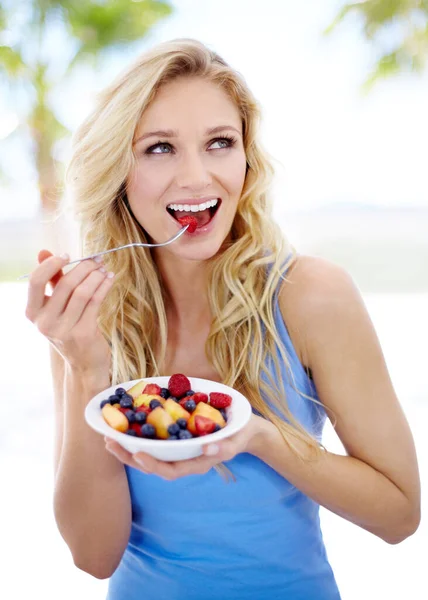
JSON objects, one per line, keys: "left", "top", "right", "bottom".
{"left": 134, "top": 125, "right": 241, "bottom": 145}
{"left": 134, "top": 129, "right": 176, "bottom": 144}
{"left": 205, "top": 125, "right": 241, "bottom": 136}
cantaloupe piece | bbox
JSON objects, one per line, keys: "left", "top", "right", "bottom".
{"left": 146, "top": 407, "right": 174, "bottom": 439}
{"left": 102, "top": 403, "right": 129, "bottom": 433}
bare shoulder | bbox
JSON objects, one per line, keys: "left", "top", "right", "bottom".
{"left": 280, "top": 253, "right": 361, "bottom": 314}
{"left": 278, "top": 254, "right": 364, "bottom": 364}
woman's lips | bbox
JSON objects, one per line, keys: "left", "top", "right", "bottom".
{"left": 167, "top": 200, "right": 221, "bottom": 230}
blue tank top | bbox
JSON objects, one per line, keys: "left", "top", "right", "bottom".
{"left": 107, "top": 275, "right": 341, "bottom": 600}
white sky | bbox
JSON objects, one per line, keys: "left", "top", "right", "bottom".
{"left": 1, "top": 0, "right": 428, "bottom": 221}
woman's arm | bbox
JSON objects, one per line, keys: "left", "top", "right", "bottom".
{"left": 52, "top": 349, "right": 132, "bottom": 578}
{"left": 265, "top": 255, "right": 421, "bottom": 543}
{"left": 26, "top": 251, "right": 132, "bottom": 578}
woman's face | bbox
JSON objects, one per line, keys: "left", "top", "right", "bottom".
{"left": 127, "top": 77, "right": 247, "bottom": 261}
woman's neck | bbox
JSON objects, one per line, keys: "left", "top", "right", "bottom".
{"left": 154, "top": 252, "right": 211, "bottom": 327}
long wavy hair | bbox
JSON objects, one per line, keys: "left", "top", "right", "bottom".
{"left": 67, "top": 39, "right": 324, "bottom": 460}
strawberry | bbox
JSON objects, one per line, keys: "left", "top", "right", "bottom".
{"left": 194, "top": 415, "right": 216, "bottom": 436}
{"left": 192, "top": 392, "right": 208, "bottom": 404}
{"left": 177, "top": 215, "right": 197, "bottom": 233}
{"left": 143, "top": 383, "right": 162, "bottom": 395}
{"left": 209, "top": 392, "right": 232, "bottom": 409}
{"left": 135, "top": 405, "right": 150, "bottom": 414}
{"left": 168, "top": 373, "right": 191, "bottom": 399}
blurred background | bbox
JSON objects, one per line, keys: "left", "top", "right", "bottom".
{"left": 1, "top": 1, "right": 426, "bottom": 598}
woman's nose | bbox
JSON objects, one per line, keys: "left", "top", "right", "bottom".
{"left": 176, "top": 152, "right": 212, "bottom": 191}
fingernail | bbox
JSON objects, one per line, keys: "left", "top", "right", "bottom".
{"left": 107, "top": 271, "right": 115, "bottom": 279}
{"left": 60, "top": 253, "right": 70, "bottom": 261}
{"left": 205, "top": 444, "right": 219, "bottom": 456}
{"left": 94, "top": 255, "right": 103, "bottom": 263}
{"left": 99, "top": 266, "right": 107, "bottom": 273}
{"left": 135, "top": 457, "right": 146, "bottom": 468}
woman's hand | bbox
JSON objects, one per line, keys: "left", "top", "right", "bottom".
{"left": 104, "top": 413, "right": 271, "bottom": 480}
{"left": 25, "top": 249, "right": 115, "bottom": 374}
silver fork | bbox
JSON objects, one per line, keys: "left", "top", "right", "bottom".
{"left": 18, "top": 225, "right": 189, "bottom": 280}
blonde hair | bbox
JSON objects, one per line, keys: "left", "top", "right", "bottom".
{"left": 67, "top": 38, "right": 323, "bottom": 460}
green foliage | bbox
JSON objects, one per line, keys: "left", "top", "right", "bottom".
{"left": 326, "top": 0, "right": 428, "bottom": 88}
{"left": 0, "top": 45, "right": 27, "bottom": 78}
{"left": 0, "top": 0, "right": 172, "bottom": 211}
{"left": 60, "top": 0, "right": 172, "bottom": 66}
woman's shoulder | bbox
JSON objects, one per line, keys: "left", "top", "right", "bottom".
{"left": 278, "top": 253, "right": 363, "bottom": 365}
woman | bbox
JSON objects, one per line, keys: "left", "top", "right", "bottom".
{"left": 25, "top": 39, "right": 420, "bottom": 600}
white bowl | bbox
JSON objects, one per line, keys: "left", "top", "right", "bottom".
{"left": 85, "top": 376, "right": 252, "bottom": 461}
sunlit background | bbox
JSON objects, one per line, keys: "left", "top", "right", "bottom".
{"left": 1, "top": 1, "right": 427, "bottom": 599}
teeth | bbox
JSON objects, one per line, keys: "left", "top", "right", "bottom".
{"left": 167, "top": 199, "right": 218, "bottom": 212}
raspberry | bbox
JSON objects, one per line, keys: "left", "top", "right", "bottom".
{"left": 209, "top": 392, "right": 232, "bottom": 409}
{"left": 192, "top": 392, "right": 208, "bottom": 404}
{"left": 177, "top": 215, "right": 197, "bottom": 233}
{"left": 168, "top": 373, "right": 191, "bottom": 398}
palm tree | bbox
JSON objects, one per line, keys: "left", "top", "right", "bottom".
{"left": 0, "top": 0, "right": 172, "bottom": 214}
{"left": 326, "top": 0, "right": 428, "bottom": 89}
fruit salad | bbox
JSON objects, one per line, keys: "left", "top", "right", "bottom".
{"left": 100, "top": 373, "right": 232, "bottom": 440}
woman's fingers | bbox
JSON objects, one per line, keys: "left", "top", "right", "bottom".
{"left": 74, "top": 270, "right": 115, "bottom": 331}
{"left": 133, "top": 451, "right": 217, "bottom": 479}
{"left": 38, "top": 249, "right": 63, "bottom": 289}
{"left": 105, "top": 441, "right": 230, "bottom": 480}
{"left": 105, "top": 440, "right": 151, "bottom": 472}
{"left": 26, "top": 253, "right": 70, "bottom": 321}
{"left": 53, "top": 265, "right": 109, "bottom": 329}
{"left": 44, "top": 258, "right": 103, "bottom": 316}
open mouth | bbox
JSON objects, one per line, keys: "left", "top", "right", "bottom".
{"left": 166, "top": 198, "right": 221, "bottom": 229}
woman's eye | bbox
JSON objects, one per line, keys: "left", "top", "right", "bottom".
{"left": 146, "top": 142, "right": 172, "bottom": 154}
{"left": 209, "top": 137, "right": 236, "bottom": 150}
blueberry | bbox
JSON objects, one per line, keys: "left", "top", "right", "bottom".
{"left": 184, "top": 399, "right": 196, "bottom": 413}
{"left": 213, "top": 424, "right": 221, "bottom": 432}
{"left": 185, "top": 390, "right": 195, "bottom": 396}
{"left": 134, "top": 412, "right": 147, "bottom": 424}
{"left": 168, "top": 435, "right": 179, "bottom": 440}
{"left": 149, "top": 399, "right": 162, "bottom": 410}
{"left": 141, "top": 424, "right": 156, "bottom": 438}
{"left": 160, "top": 387, "right": 170, "bottom": 399}
{"left": 124, "top": 409, "right": 136, "bottom": 423}
{"left": 115, "top": 387, "right": 127, "bottom": 397}
{"left": 120, "top": 396, "right": 134, "bottom": 409}
{"left": 125, "top": 429, "right": 138, "bottom": 437}
{"left": 219, "top": 408, "right": 227, "bottom": 420}
{"left": 167, "top": 423, "right": 180, "bottom": 436}
{"left": 176, "top": 418, "right": 187, "bottom": 429}
{"left": 178, "top": 429, "right": 193, "bottom": 440}
{"left": 108, "top": 394, "right": 120, "bottom": 403}
{"left": 169, "top": 396, "right": 179, "bottom": 403}
{"left": 100, "top": 399, "right": 110, "bottom": 409}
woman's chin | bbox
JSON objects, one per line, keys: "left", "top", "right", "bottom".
{"left": 177, "top": 246, "right": 221, "bottom": 262}
{"left": 170, "top": 236, "right": 226, "bottom": 262}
